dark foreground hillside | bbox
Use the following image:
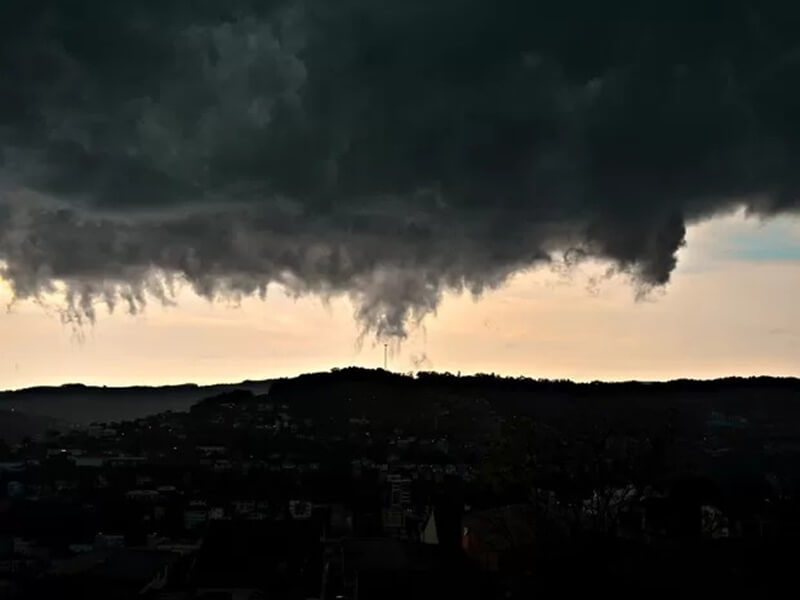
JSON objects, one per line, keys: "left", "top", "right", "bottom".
{"left": 2, "top": 368, "right": 799, "bottom": 598}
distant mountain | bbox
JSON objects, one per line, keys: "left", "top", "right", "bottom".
{"left": 0, "top": 380, "right": 273, "bottom": 427}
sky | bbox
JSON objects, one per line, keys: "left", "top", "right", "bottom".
{"left": 2, "top": 208, "right": 800, "bottom": 389}
{"left": 2, "top": 2, "right": 800, "bottom": 388}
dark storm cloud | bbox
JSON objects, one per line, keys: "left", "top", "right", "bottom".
{"left": 1, "top": 0, "right": 800, "bottom": 336}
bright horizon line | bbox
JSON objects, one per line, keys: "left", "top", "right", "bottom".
{"left": 3, "top": 365, "right": 799, "bottom": 393}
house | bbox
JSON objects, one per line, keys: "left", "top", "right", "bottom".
{"left": 196, "top": 446, "right": 227, "bottom": 457}
{"left": 88, "top": 426, "right": 117, "bottom": 439}
{"left": 126, "top": 489, "right": 161, "bottom": 503}
{"left": 461, "top": 505, "right": 537, "bottom": 573}
{"left": 184, "top": 502, "right": 208, "bottom": 531}
{"left": 7, "top": 481, "right": 24, "bottom": 499}
{"left": 421, "top": 510, "right": 439, "bottom": 545}
{"left": 386, "top": 475, "right": 411, "bottom": 508}
{"left": 47, "top": 448, "right": 71, "bottom": 458}
{"left": 701, "top": 504, "right": 730, "bottom": 539}
{"left": 104, "top": 456, "right": 147, "bottom": 468}
{"left": 382, "top": 508, "right": 405, "bottom": 534}
{"left": 289, "top": 500, "right": 312, "bottom": 520}
{"left": 213, "top": 459, "right": 233, "bottom": 472}
{"left": 136, "top": 474, "right": 154, "bottom": 486}
{"left": 209, "top": 507, "right": 226, "bottom": 521}
{"left": 707, "top": 412, "right": 749, "bottom": 430}
{"left": 94, "top": 534, "right": 126, "bottom": 550}
{"left": 328, "top": 504, "right": 354, "bottom": 538}
{"left": 75, "top": 457, "right": 104, "bottom": 468}
{"left": 232, "top": 499, "right": 257, "bottom": 516}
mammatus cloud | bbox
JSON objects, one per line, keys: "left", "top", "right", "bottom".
{"left": 1, "top": 1, "right": 799, "bottom": 337}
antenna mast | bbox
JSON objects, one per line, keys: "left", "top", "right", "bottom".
{"left": 384, "top": 343, "right": 388, "bottom": 370}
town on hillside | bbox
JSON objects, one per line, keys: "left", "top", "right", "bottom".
{"left": 1, "top": 369, "right": 800, "bottom": 598}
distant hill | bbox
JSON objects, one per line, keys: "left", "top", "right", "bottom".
{"left": 267, "top": 368, "right": 800, "bottom": 434}
{"left": 0, "top": 380, "right": 273, "bottom": 427}
{"left": 5, "top": 367, "right": 800, "bottom": 432}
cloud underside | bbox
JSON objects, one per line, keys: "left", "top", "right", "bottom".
{"left": 1, "top": 0, "right": 799, "bottom": 336}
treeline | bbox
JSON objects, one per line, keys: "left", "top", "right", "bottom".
{"left": 264, "top": 368, "right": 800, "bottom": 424}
